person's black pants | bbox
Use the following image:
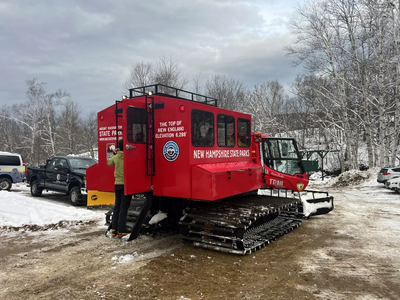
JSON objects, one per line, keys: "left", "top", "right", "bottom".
{"left": 112, "top": 185, "right": 132, "bottom": 233}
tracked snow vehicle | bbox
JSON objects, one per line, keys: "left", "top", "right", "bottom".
{"left": 86, "top": 84, "right": 333, "bottom": 254}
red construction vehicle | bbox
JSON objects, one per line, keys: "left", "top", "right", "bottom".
{"left": 86, "top": 84, "right": 333, "bottom": 254}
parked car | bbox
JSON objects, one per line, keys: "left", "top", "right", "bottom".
{"left": 377, "top": 166, "right": 400, "bottom": 184}
{"left": 0, "top": 151, "right": 26, "bottom": 190}
{"left": 385, "top": 177, "right": 400, "bottom": 190}
{"left": 26, "top": 156, "right": 97, "bottom": 205}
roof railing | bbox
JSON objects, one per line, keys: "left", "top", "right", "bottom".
{"left": 129, "top": 84, "right": 218, "bottom": 107}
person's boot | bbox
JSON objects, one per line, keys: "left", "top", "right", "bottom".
{"left": 117, "top": 232, "right": 129, "bottom": 238}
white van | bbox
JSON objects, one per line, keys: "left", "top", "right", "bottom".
{"left": 0, "top": 152, "right": 26, "bottom": 190}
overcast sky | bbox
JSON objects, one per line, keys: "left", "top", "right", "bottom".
{"left": 0, "top": 0, "right": 304, "bottom": 114}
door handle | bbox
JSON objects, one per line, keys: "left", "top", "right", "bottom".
{"left": 126, "top": 145, "right": 136, "bottom": 151}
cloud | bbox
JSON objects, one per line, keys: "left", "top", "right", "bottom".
{"left": 0, "top": 0, "right": 303, "bottom": 114}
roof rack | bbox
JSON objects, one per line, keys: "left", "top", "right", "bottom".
{"left": 129, "top": 84, "right": 218, "bottom": 107}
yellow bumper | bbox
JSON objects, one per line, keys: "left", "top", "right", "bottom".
{"left": 87, "top": 190, "right": 115, "bottom": 208}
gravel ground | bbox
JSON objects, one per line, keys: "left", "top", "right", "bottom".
{"left": 0, "top": 178, "right": 399, "bottom": 300}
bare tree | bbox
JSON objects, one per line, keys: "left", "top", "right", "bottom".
{"left": 123, "top": 61, "right": 153, "bottom": 90}
{"left": 0, "top": 105, "right": 24, "bottom": 154}
{"left": 58, "top": 99, "right": 82, "bottom": 155}
{"left": 20, "top": 79, "right": 49, "bottom": 164}
{"left": 41, "top": 89, "right": 70, "bottom": 157}
{"left": 6, "top": 79, "right": 71, "bottom": 164}
{"left": 123, "top": 55, "right": 188, "bottom": 92}
{"left": 247, "top": 81, "right": 288, "bottom": 135}
{"left": 286, "top": 0, "right": 400, "bottom": 169}
{"left": 153, "top": 55, "right": 188, "bottom": 89}
{"left": 80, "top": 112, "right": 98, "bottom": 159}
{"left": 205, "top": 74, "right": 247, "bottom": 111}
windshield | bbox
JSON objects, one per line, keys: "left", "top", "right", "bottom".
{"left": 261, "top": 138, "right": 304, "bottom": 176}
{"left": 67, "top": 157, "right": 98, "bottom": 169}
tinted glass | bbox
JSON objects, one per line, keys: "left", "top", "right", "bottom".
{"left": 48, "top": 158, "right": 61, "bottom": 170}
{"left": 127, "top": 106, "right": 147, "bottom": 143}
{"left": 68, "top": 157, "right": 98, "bottom": 169}
{"left": 0, "top": 155, "right": 21, "bottom": 166}
{"left": 380, "top": 169, "right": 388, "bottom": 173}
{"left": 392, "top": 168, "right": 400, "bottom": 172}
{"left": 192, "top": 109, "right": 214, "bottom": 147}
{"left": 237, "top": 118, "right": 250, "bottom": 147}
{"left": 217, "top": 114, "right": 235, "bottom": 147}
{"left": 262, "top": 138, "right": 303, "bottom": 176}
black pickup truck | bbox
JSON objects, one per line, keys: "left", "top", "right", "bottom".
{"left": 26, "top": 156, "right": 98, "bottom": 205}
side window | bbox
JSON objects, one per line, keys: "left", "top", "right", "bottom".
{"left": 127, "top": 106, "right": 147, "bottom": 143}
{"left": 263, "top": 139, "right": 302, "bottom": 175}
{"left": 0, "top": 155, "right": 20, "bottom": 166}
{"left": 59, "top": 158, "right": 68, "bottom": 169}
{"left": 237, "top": 118, "right": 250, "bottom": 147}
{"left": 393, "top": 168, "right": 400, "bottom": 172}
{"left": 192, "top": 109, "right": 214, "bottom": 147}
{"left": 217, "top": 114, "right": 235, "bottom": 147}
{"left": 49, "top": 158, "right": 61, "bottom": 170}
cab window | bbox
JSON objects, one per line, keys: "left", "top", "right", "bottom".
{"left": 263, "top": 139, "right": 303, "bottom": 176}
{"left": 48, "top": 158, "right": 62, "bottom": 170}
{"left": 127, "top": 106, "right": 147, "bottom": 143}
{"left": 237, "top": 118, "right": 250, "bottom": 147}
{"left": 192, "top": 109, "right": 214, "bottom": 147}
{"left": 217, "top": 114, "right": 235, "bottom": 147}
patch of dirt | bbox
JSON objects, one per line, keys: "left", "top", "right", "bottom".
{"left": 1, "top": 185, "right": 399, "bottom": 300}
{"left": 1, "top": 220, "right": 98, "bottom": 232}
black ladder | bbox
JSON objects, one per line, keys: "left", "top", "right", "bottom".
{"left": 127, "top": 193, "right": 153, "bottom": 241}
{"left": 115, "top": 100, "right": 123, "bottom": 145}
{"left": 146, "top": 95, "right": 155, "bottom": 177}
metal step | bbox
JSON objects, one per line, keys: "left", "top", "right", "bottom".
{"left": 128, "top": 193, "right": 153, "bottom": 241}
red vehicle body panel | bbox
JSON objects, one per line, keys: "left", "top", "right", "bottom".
{"left": 192, "top": 161, "right": 262, "bottom": 200}
{"left": 86, "top": 105, "right": 121, "bottom": 193}
{"left": 121, "top": 99, "right": 152, "bottom": 196}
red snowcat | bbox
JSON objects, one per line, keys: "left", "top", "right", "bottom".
{"left": 86, "top": 84, "right": 333, "bottom": 254}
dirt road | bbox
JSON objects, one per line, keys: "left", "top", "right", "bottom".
{"left": 1, "top": 182, "right": 399, "bottom": 300}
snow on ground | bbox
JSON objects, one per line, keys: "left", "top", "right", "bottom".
{"left": 0, "top": 185, "right": 103, "bottom": 230}
{"left": 301, "top": 168, "right": 400, "bottom": 299}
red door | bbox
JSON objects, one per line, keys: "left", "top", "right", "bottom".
{"left": 123, "top": 103, "right": 152, "bottom": 195}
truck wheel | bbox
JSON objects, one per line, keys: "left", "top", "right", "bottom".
{"left": 31, "top": 180, "right": 43, "bottom": 196}
{"left": 0, "top": 178, "right": 12, "bottom": 191}
{"left": 70, "top": 186, "right": 84, "bottom": 206}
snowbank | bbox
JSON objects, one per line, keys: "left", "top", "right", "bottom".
{"left": 0, "top": 190, "right": 103, "bottom": 229}
{"left": 308, "top": 168, "right": 381, "bottom": 189}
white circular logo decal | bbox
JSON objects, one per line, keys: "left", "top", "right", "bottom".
{"left": 57, "top": 174, "right": 61, "bottom": 181}
{"left": 163, "top": 141, "right": 179, "bottom": 162}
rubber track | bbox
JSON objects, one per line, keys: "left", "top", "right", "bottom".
{"left": 179, "top": 195, "right": 302, "bottom": 255}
